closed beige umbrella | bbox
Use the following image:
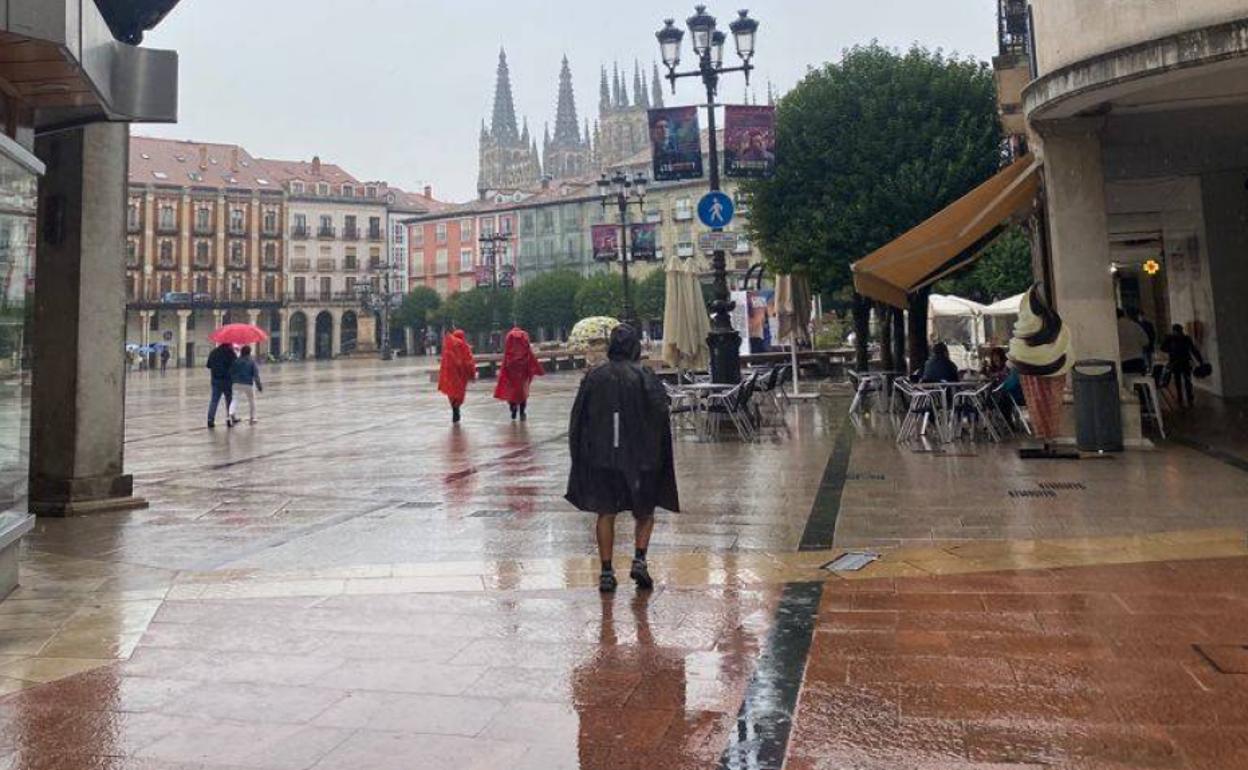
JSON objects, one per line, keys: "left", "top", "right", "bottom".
{"left": 777, "top": 273, "right": 814, "bottom": 396}
{"left": 662, "top": 253, "right": 711, "bottom": 371}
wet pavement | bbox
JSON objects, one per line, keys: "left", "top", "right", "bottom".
{"left": 0, "top": 358, "right": 1246, "bottom": 768}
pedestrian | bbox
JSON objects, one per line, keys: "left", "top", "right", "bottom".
{"left": 565, "top": 324, "right": 679, "bottom": 593}
{"left": 438, "top": 329, "right": 476, "bottom": 423}
{"left": 1160, "top": 323, "right": 1205, "bottom": 408}
{"left": 159, "top": 346, "right": 170, "bottom": 374}
{"left": 1129, "top": 308, "right": 1157, "bottom": 371}
{"left": 494, "top": 326, "right": 544, "bottom": 421}
{"left": 228, "top": 345, "right": 263, "bottom": 425}
{"left": 205, "top": 342, "right": 237, "bottom": 429}
{"left": 1117, "top": 309, "right": 1149, "bottom": 375}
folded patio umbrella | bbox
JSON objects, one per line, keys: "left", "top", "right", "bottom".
{"left": 661, "top": 253, "right": 711, "bottom": 371}
{"left": 208, "top": 323, "right": 269, "bottom": 346}
{"left": 777, "top": 273, "right": 813, "bottom": 396}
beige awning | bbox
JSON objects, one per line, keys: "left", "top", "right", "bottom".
{"left": 851, "top": 154, "right": 1041, "bottom": 308}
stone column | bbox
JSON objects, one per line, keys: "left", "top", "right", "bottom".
{"left": 329, "top": 309, "right": 342, "bottom": 358}
{"left": 177, "top": 310, "right": 191, "bottom": 367}
{"left": 29, "top": 123, "right": 147, "bottom": 516}
{"left": 247, "top": 309, "right": 263, "bottom": 357}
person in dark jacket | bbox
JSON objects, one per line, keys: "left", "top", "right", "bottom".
{"left": 228, "top": 345, "right": 263, "bottom": 425}
{"left": 920, "top": 342, "right": 961, "bottom": 384}
{"left": 1160, "top": 324, "right": 1205, "bottom": 408}
{"left": 566, "top": 324, "right": 679, "bottom": 593}
{"left": 205, "top": 343, "right": 237, "bottom": 429}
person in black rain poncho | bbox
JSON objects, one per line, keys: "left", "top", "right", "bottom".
{"left": 566, "top": 324, "right": 679, "bottom": 593}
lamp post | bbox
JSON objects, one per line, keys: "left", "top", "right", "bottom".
{"left": 657, "top": 5, "right": 758, "bottom": 384}
{"left": 597, "top": 169, "right": 648, "bottom": 327}
{"left": 478, "top": 229, "right": 514, "bottom": 352}
{"left": 354, "top": 259, "right": 402, "bottom": 361}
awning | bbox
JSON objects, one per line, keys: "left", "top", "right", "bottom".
{"left": 851, "top": 154, "right": 1041, "bottom": 308}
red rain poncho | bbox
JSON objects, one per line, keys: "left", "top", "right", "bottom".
{"left": 438, "top": 330, "right": 476, "bottom": 406}
{"left": 493, "top": 327, "right": 545, "bottom": 404}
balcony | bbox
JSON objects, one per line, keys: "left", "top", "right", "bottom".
{"left": 126, "top": 254, "right": 142, "bottom": 269}
{"left": 260, "top": 226, "right": 282, "bottom": 239}
{"left": 317, "top": 258, "right": 336, "bottom": 272}
{"left": 317, "top": 226, "right": 337, "bottom": 240}
{"left": 156, "top": 258, "right": 177, "bottom": 270}
{"left": 343, "top": 259, "right": 358, "bottom": 271}
{"left": 156, "top": 221, "right": 178, "bottom": 235}
{"left": 262, "top": 256, "right": 281, "bottom": 271}
{"left": 127, "top": 218, "right": 142, "bottom": 234}
{"left": 227, "top": 258, "right": 249, "bottom": 271}
{"left": 367, "top": 228, "right": 384, "bottom": 242}
{"left": 192, "top": 255, "right": 213, "bottom": 270}
{"left": 193, "top": 222, "right": 215, "bottom": 236}
{"left": 228, "top": 226, "right": 248, "bottom": 237}
{"left": 342, "top": 226, "right": 360, "bottom": 241}
{"left": 290, "top": 258, "right": 311, "bottom": 272}
{"left": 291, "top": 226, "right": 310, "bottom": 240}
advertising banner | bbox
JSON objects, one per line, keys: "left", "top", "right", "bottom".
{"left": 475, "top": 264, "right": 492, "bottom": 288}
{"left": 592, "top": 224, "right": 620, "bottom": 262}
{"left": 649, "top": 106, "right": 704, "bottom": 181}
{"left": 724, "top": 105, "right": 776, "bottom": 179}
{"left": 629, "top": 223, "right": 658, "bottom": 261}
{"left": 730, "top": 290, "right": 751, "bottom": 357}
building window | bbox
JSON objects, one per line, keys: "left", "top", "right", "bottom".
{"left": 291, "top": 181, "right": 304, "bottom": 194}
{"left": 317, "top": 182, "right": 329, "bottom": 196}
{"left": 344, "top": 215, "right": 358, "bottom": 239}
{"left": 500, "top": 217, "right": 513, "bottom": 235}
{"left": 158, "top": 204, "right": 176, "bottom": 230}
{"left": 158, "top": 240, "right": 175, "bottom": 266}
{"left": 159, "top": 275, "right": 173, "bottom": 295}
{"left": 263, "top": 242, "right": 278, "bottom": 267}
{"left": 370, "top": 248, "right": 382, "bottom": 269}
{"left": 365, "top": 186, "right": 377, "bottom": 199}
{"left": 645, "top": 210, "right": 662, "bottom": 224}
{"left": 435, "top": 223, "right": 447, "bottom": 243}
{"left": 480, "top": 217, "right": 495, "bottom": 236}
{"left": 293, "top": 213, "right": 308, "bottom": 237}
{"left": 194, "top": 241, "right": 210, "bottom": 267}
{"left": 499, "top": 244, "right": 513, "bottom": 266}
{"left": 127, "top": 201, "right": 141, "bottom": 230}
{"left": 734, "top": 190, "right": 751, "bottom": 215}
{"left": 230, "top": 276, "right": 244, "bottom": 300}
{"left": 229, "top": 207, "right": 245, "bottom": 234}
{"left": 230, "top": 241, "right": 246, "bottom": 267}
{"left": 411, "top": 251, "right": 425, "bottom": 276}
{"left": 195, "top": 274, "right": 209, "bottom": 294}
{"left": 346, "top": 276, "right": 357, "bottom": 294}
{"left": 674, "top": 198, "right": 693, "bottom": 221}
{"left": 344, "top": 248, "right": 357, "bottom": 271}
{"left": 734, "top": 234, "right": 751, "bottom": 254}
{"left": 460, "top": 219, "right": 474, "bottom": 239}
{"left": 342, "top": 184, "right": 354, "bottom": 197}
{"left": 319, "top": 215, "right": 334, "bottom": 237}
{"left": 126, "top": 240, "right": 139, "bottom": 266}
{"left": 435, "top": 249, "right": 448, "bottom": 274}
{"left": 264, "top": 275, "right": 277, "bottom": 299}
{"left": 294, "top": 276, "right": 306, "bottom": 301}
{"left": 412, "top": 227, "right": 424, "bottom": 247}
{"left": 263, "top": 209, "right": 278, "bottom": 233}
{"left": 319, "top": 277, "right": 332, "bottom": 300}
{"left": 459, "top": 249, "right": 473, "bottom": 272}
{"left": 435, "top": 277, "right": 449, "bottom": 295}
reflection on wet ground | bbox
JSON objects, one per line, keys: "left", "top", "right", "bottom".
{"left": 0, "top": 358, "right": 1245, "bottom": 768}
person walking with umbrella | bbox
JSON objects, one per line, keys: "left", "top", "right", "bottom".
{"left": 438, "top": 329, "right": 476, "bottom": 424}
{"left": 228, "top": 345, "right": 264, "bottom": 425}
{"left": 566, "top": 324, "right": 679, "bottom": 593}
{"left": 493, "top": 326, "right": 544, "bottom": 421}
{"left": 205, "top": 342, "right": 236, "bottom": 429}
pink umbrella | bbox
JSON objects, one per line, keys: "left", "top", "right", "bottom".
{"left": 208, "top": 324, "right": 269, "bottom": 346}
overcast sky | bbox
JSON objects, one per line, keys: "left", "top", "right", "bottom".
{"left": 141, "top": 0, "right": 1000, "bottom": 202}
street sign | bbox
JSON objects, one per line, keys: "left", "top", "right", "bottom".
{"left": 697, "top": 191, "right": 734, "bottom": 229}
{"left": 698, "top": 231, "right": 737, "bottom": 252}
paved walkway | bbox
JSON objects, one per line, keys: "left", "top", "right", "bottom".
{"left": 0, "top": 359, "right": 1245, "bottom": 769}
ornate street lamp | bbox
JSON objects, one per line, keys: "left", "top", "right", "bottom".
{"left": 354, "top": 263, "right": 402, "bottom": 361}
{"left": 478, "top": 229, "right": 514, "bottom": 352}
{"left": 656, "top": 5, "right": 760, "bottom": 383}
{"left": 598, "top": 169, "right": 648, "bottom": 327}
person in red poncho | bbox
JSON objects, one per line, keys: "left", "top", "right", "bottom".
{"left": 438, "top": 329, "right": 477, "bottom": 423}
{"left": 493, "top": 327, "right": 545, "bottom": 421}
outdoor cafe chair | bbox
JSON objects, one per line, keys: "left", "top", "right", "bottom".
{"left": 754, "top": 366, "right": 790, "bottom": 430}
{"left": 848, "top": 370, "right": 887, "bottom": 416}
{"left": 664, "top": 382, "right": 699, "bottom": 435}
{"left": 705, "top": 372, "right": 760, "bottom": 443}
{"left": 952, "top": 381, "right": 1001, "bottom": 442}
{"left": 894, "top": 379, "right": 945, "bottom": 444}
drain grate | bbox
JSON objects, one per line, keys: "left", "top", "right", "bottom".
{"left": 1195, "top": 644, "right": 1248, "bottom": 675}
{"left": 469, "top": 509, "right": 513, "bottom": 519}
{"left": 845, "top": 473, "right": 886, "bottom": 481}
{"left": 821, "top": 551, "right": 881, "bottom": 572}
{"left": 1008, "top": 489, "right": 1058, "bottom": 499}
{"left": 1038, "top": 482, "right": 1087, "bottom": 491}
{"left": 399, "top": 501, "right": 440, "bottom": 509}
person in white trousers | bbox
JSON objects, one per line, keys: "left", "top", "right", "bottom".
{"left": 228, "top": 345, "right": 263, "bottom": 425}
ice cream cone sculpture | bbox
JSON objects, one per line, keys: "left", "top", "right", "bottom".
{"left": 1007, "top": 285, "right": 1073, "bottom": 440}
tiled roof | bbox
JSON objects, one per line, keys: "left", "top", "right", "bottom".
{"left": 129, "top": 136, "right": 280, "bottom": 191}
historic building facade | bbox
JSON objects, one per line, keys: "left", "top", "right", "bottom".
{"left": 595, "top": 62, "right": 664, "bottom": 170}
{"left": 125, "top": 137, "right": 441, "bottom": 365}
{"left": 542, "top": 56, "right": 593, "bottom": 181}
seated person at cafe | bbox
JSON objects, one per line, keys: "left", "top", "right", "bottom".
{"left": 981, "top": 347, "right": 1009, "bottom": 384}
{"left": 920, "top": 342, "right": 960, "bottom": 384}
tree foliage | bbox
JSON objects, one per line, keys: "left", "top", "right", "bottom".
{"left": 636, "top": 269, "right": 667, "bottom": 323}
{"left": 393, "top": 286, "right": 442, "bottom": 333}
{"left": 744, "top": 43, "right": 1003, "bottom": 295}
{"left": 437, "top": 288, "right": 510, "bottom": 335}
{"left": 514, "top": 270, "right": 583, "bottom": 332}
{"left": 936, "top": 225, "right": 1033, "bottom": 303}
{"left": 574, "top": 270, "right": 637, "bottom": 319}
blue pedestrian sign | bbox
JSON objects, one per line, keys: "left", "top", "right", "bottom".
{"left": 697, "top": 191, "right": 735, "bottom": 229}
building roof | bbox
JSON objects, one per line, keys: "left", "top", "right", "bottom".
{"left": 129, "top": 136, "right": 280, "bottom": 191}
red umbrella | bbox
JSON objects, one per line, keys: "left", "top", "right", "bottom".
{"left": 208, "top": 323, "right": 269, "bottom": 346}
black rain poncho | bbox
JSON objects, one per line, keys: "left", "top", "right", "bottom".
{"left": 565, "top": 325, "right": 680, "bottom": 516}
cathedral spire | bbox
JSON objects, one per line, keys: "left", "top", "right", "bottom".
{"left": 552, "top": 55, "right": 581, "bottom": 145}
{"left": 612, "top": 63, "right": 622, "bottom": 109}
{"left": 633, "top": 61, "right": 648, "bottom": 109}
{"left": 520, "top": 116, "right": 530, "bottom": 146}
{"left": 599, "top": 66, "right": 611, "bottom": 115}
{"left": 490, "top": 48, "right": 520, "bottom": 145}
{"left": 651, "top": 63, "right": 665, "bottom": 109}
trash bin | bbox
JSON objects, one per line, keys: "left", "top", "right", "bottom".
{"left": 1072, "top": 359, "right": 1123, "bottom": 452}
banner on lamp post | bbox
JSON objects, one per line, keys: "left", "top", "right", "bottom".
{"left": 648, "top": 106, "right": 704, "bottom": 182}
{"left": 723, "top": 105, "right": 776, "bottom": 179}
{"left": 629, "top": 223, "right": 658, "bottom": 261}
{"left": 592, "top": 224, "right": 620, "bottom": 262}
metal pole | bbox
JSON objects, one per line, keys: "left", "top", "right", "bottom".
{"left": 380, "top": 259, "right": 393, "bottom": 361}
{"left": 702, "top": 58, "right": 740, "bottom": 384}
{"left": 619, "top": 195, "right": 635, "bottom": 327}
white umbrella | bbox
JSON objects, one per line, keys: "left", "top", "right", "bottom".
{"left": 776, "top": 273, "right": 814, "bottom": 397}
{"left": 661, "top": 254, "right": 711, "bottom": 372}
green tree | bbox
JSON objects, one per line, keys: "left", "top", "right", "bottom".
{"left": 574, "top": 271, "right": 637, "bottom": 319}
{"left": 514, "top": 270, "right": 583, "bottom": 333}
{"left": 393, "top": 286, "right": 442, "bottom": 336}
{"left": 935, "top": 225, "right": 1032, "bottom": 303}
{"left": 636, "top": 269, "right": 667, "bottom": 323}
{"left": 744, "top": 43, "right": 1003, "bottom": 296}
{"left": 437, "top": 288, "right": 510, "bottom": 336}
